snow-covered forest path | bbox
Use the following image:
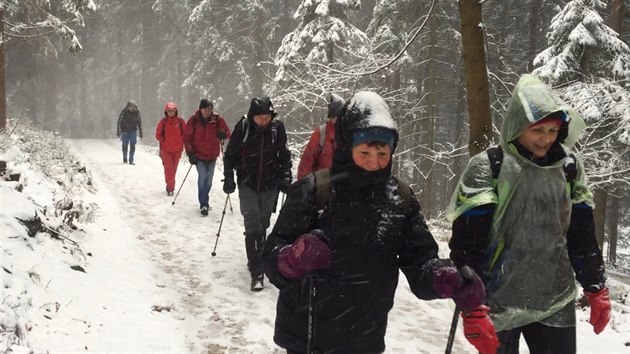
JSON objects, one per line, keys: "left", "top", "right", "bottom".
{"left": 67, "top": 138, "right": 477, "bottom": 353}
{"left": 68, "top": 139, "right": 283, "bottom": 353}
{"left": 65, "top": 139, "right": 629, "bottom": 353}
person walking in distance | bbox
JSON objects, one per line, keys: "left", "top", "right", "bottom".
{"left": 296, "top": 93, "right": 345, "bottom": 180}
{"left": 223, "top": 96, "right": 292, "bottom": 291}
{"left": 184, "top": 98, "right": 231, "bottom": 216}
{"left": 448, "top": 74, "right": 610, "bottom": 354}
{"left": 155, "top": 102, "right": 186, "bottom": 196}
{"left": 261, "top": 91, "right": 492, "bottom": 353}
{"left": 117, "top": 100, "right": 143, "bottom": 164}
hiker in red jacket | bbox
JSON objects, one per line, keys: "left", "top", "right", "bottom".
{"left": 296, "top": 94, "right": 345, "bottom": 180}
{"left": 155, "top": 102, "right": 186, "bottom": 196}
{"left": 184, "top": 98, "right": 231, "bottom": 216}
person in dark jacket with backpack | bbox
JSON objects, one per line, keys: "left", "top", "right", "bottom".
{"left": 447, "top": 74, "right": 610, "bottom": 354}
{"left": 261, "top": 91, "right": 490, "bottom": 354}
{"left": 223, "top": 96, "right": 292, "bottom": 291}
{"left": 184, "top": 98, "right": 231, "bottom": 216}
{"left": 296, "top": 94, "right": 345, "bottom": 180}
{"left": 117, "top": 100, "right": 143, "bottom": 164}
{"left": 155, "top": 102, "right": 186, "bottom": 196}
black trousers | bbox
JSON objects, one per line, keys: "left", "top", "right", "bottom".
{"left": 497, "top": 322, "right": 575, "bottom": 354}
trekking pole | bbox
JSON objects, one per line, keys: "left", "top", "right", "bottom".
{"left": 219, "top": 141, "right": 234, "bottom": 214}
{"left": 445, "top": 265, "right": 476, "bottom": 354}
{"left": 445, "top": 306, "right": 460, "bottom": 354}
{"left": 211, "top": 195, "right": 230, "bottom": 257}
{"left": 172, "top": 164, "right": 193, "bottom": 206}
{"left": 307, "top": 275, "right": 317, "bottom": 354}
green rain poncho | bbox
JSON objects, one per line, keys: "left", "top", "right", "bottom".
{"left": 448, "top": 74, "right": 594, "bottom": 331}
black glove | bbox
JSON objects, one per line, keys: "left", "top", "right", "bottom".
{"left": 223, "top": 171, "right": 236, "bottom": 194}
{"left": 217, "top": 130, "right": 228, "bottom": 140}
{"left": 278, "top": 175, "right": 292, "bottom": 194}
{"left": 187, "top": 152, "right": 197, "bottom": 165}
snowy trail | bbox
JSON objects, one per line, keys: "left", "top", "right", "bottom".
{"left": 65, "top": 139, "right": 629, "bottom": 354}
{"left": 67, "top": 139, "right": 473, "bottom": 353}
{"left": 68, "top": 139, "right": 283, "bottom": 353}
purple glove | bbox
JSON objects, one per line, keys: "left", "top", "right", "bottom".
{"left": 433, "top": 265, "right": 486, "bottom": 312}
{"left": 277, "top": 230, "right": 332, "bottom": 278}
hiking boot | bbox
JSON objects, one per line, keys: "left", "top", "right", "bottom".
{"left": 167, "top": 191, "right": 174, "bottom": 196}
{"left": 123, "top": 159, "right": 127, "bottom": 164}
{"left": 129, "top": 161, "right": 135, "bottom": 165}
{"left": 250, "top": 276, "right": 264, "bottom": 292}
{"left": 201, "top": 206, "right": 209, "bottom": 216}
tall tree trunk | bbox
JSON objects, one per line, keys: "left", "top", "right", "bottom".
{"left": 605, "top": 0, "right": 624, "bottom": 265}
{"left": 458, "top": 0, "right": 492, "bottom": 157}
{"left": 608, "top": 0, "right": 624, "bottom": 33}
{"left": 593, "top": 188, "right": 607, "bottom": 250}
{"left": 419, "top": 13, "right": 438, "bottom": 218}
{"left": 251, "top": 7, "right": 265, "bottom": 95}
{"left": 606, "top": 192, "right": 619, "bottom": 265}
{"left": 527, "top": 0, "right": 542, "bottom": 71}
{"left": 79, "top": 62, "right": 88, "bottom": 137}
{"left": 390, "top": 68, "right": 402, "bottom": 177}
{"left": 0, "top": 9, "right": 6, "bottom": 131}
{"left": 44, "top": 59, "right": 57, "bottom": 132}
{"left": 140, "top": 0, "right": 159, "bottom": 129}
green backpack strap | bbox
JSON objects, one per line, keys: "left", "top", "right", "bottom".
{"left": 314, "top": 169, "right": 411, "bottom": 212}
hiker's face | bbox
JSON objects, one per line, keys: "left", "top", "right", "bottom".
{"left": 518, "top": 122, "right": 560, "bottom": 158}
{"left": 253, "top": 114, "right": 272, "bottom": 128}
{"left": 166, "top": 109, "right": 176, "bottom": 117}
{"left": 352, "top": 142, "right": 391, "bottom": 172}
{"left": 200, "top": 107, "right": 212, "bottom": 118}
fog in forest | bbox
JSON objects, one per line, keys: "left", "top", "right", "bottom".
{"left": 4, "top": 0, "right": 630, "bottom": 237}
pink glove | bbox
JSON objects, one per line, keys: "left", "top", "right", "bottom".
{"left": 277, "top": 231, "right": 332, "bottom": 278}
{"left": 585, "top": 287, "right": 611, "bottom": 334}
{"left": 433, "top": 265, "right": 486, "bottom": 311}
{"left": 462, "top": 305, "right": 499, "bottom": 354}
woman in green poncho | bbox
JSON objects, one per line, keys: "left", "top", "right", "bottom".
{"left": 448, "top": 74, "right": 611, "bottom": 354}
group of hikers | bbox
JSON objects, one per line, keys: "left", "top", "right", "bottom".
{"left": 115, "top": 74, "right": 611, "bottom": 354}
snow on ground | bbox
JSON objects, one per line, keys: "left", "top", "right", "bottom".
{"left": 2, "top": 136, "right": 629, "bottom": 353}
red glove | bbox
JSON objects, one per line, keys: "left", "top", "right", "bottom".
{"left": 585, "top": 287, "right": 611, "bottom": 334}
{"left": 277, "top": 231, "right": 332, "bottom": 278}
{"left": 461, "top": 305, "right": 499, "bottom": 354}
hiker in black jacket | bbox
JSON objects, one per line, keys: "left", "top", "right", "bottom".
{"left": 261, "top": 91, "right": 488, "bottom": 354}
{"left": 223, "top": 96, "right": 292, "bottom": 291}
{"left": 116, "top": 100, "right": 143, "bottom": 164}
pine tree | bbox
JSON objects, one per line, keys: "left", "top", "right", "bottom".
{"left": 533, "top": 0, "right": 630, "bottom": 250}
{"left": 0, "top": 0, "right": 96, "bottom": 130}
{"left": 274, "top": 0, "right": 369, "bottom": 82}
{"left": 533, "top": 0, "right": 630, "bottom": 183}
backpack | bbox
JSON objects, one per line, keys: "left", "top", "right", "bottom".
{"left": 486, "top": 145, "right": 577, "bottom": 190}
{"left": 318, "top": 124, "right": 326, "bottom": 150}
{"left": 313, "top": 169, "right": 413, "bottom": 212}
{"left": 240, "top": 117, "right": 278, "bottom": 145}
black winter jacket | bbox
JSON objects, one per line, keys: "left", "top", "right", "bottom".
{"left": 261, "top": 173, "right": 444, "bottom": 353}
{"left": 117, "top": 109, "right": 142, "bottom": 135}
{"left": 223, "top": 116, "right": 292, "bottom": 191}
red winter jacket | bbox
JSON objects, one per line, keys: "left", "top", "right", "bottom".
{"left": 297, "top": 120, "right": 336, "bottom": 180}
{"left": 183, "top": 111, "right": 231, "bottom": 161}
{"left": 155, "top": 115, "right": 186, "bottom": 153}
